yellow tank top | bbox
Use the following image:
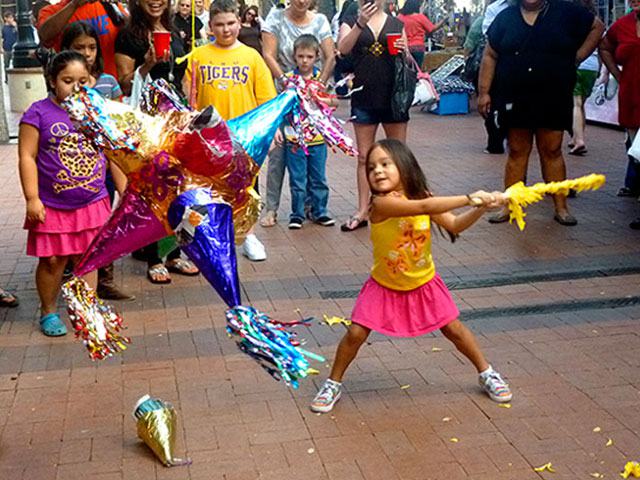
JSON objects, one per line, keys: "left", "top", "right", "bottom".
{"left": 371, "top": 214, "right": 436, "bottom": 291}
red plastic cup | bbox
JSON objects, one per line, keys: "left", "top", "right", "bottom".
{"left": 153, "top": 31, "right": 171, "bottom": 58}
{"left": 386, "top": 33, "right": 401, "bottom": 55}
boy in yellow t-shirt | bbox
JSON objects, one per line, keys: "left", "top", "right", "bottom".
{"left": 183, "top": 0, "right": 276, "bottom": 119}
{"left": 183, "top": 0, "right": 277, "bottom": 261}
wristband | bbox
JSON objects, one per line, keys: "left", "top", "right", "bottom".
{"left": 466, "top": 194, "right": 482, "bottom": 207}
{"left": 355, "top": 20, "right": 365, "bottom": 30}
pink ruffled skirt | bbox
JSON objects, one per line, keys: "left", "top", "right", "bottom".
{"left": 351, "top": 274, "right": 459, "bottom": 337}
{"left": 25, "top": 197, "right": 111, "bottom": 258}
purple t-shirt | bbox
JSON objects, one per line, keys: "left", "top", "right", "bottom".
{"left": 21, "top": 97, "right": 108, "bottom": 210}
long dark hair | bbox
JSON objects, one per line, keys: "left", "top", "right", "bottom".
{"left": 61, "top": 21, "right": 104, "bottom": 76}
{"left": 368, "top": 139, "right": 457, "bottom": 241}
{"left": 400, "top": 0, "right": 421, "bottom": 15}
{"left": 127, "top": 0, "right": 173, "bottom": 41}
{"left": 240, "top": 5, "right": 259, "bottom": 26}
{"left": 368, "top": 139, "right": 430, "bottom": 200}
{"left": 46, "top": 50, "right": 89, "bottom": 92}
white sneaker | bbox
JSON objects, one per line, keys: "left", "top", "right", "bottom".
{"left": 310, "top": 379, "right": 342, "bottom": 413}
{"left": 242, "top": 234, "right": 267, "bottom": 262}
{"left": 479, "top": 368, "right": 512, "bottom": 403}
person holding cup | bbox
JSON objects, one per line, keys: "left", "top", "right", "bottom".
{"left": 115, "top": 0, "right": 199, "bottom": 284}
{"left": 114, "top": 0, "right": 186, "bottom": 97}
{"left": 337, "top": 0, "right": 409, "bottom": 232}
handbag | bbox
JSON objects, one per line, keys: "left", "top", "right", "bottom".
{"left": 407, "top": 55, "right": 439, "bottom": 107}
{"left": 390, "top": 52, "right": 418, "bottom": 121}
{"left": 462, "top": 36, "right": 485, "bottom": 84}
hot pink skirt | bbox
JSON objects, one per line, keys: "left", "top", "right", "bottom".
{"left": 25, "top": 196, "right": 111, "bottom": 258}
{"left": 351, "top": 274, "right": 459, "bottom": 337}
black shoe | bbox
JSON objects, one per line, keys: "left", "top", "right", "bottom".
{"left": 618, "top": 187, "right": 639, "bottom": 197}
{"left": 315, "top": 216, "right": 335, "bottom": 226}
{"left": 288, "top": 217, "right": 304, "bottom": 229}
{"left": 483, "top": 148, "right": 505, "bottom": 155}
{"left": 630, "top": 218, "right": 640, "bottom": 230}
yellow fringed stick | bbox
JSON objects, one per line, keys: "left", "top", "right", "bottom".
{"left": 504, "top": 174, "right": 606, "bottom": 230}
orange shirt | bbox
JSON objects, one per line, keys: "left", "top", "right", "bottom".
{"left": 38, "top": 0, "right": 126, "bottom": 77}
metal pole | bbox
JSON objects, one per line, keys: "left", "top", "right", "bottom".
{"left": 12, "top": 0, "right": 40, "bottom": 68}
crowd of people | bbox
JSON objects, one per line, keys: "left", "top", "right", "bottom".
{"left": 0, "top": 0, "right": 637, "bottom": 411}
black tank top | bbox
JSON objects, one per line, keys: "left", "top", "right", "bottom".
{"left": 344, "top": 14, "right": 404, "bottom": 110}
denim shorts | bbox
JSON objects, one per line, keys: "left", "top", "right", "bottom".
{"left": 351, "top": 106, "right": 409, "bottom": 125}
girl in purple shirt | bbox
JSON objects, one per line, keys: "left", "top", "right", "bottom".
{"left": 18, "top": 51, "right": 121, "bottom": 337}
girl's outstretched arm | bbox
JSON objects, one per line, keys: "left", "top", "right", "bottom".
{"left": 370, "top": 191, "right": 495, "bottom": 222}
{"left": 432, "top": 192, "right": 507, "bottom": 234}
{"left": 18, "top": 124, "right": 45, "bottom": 224}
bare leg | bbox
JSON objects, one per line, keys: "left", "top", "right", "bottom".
{"left": 352, "top": 123, "right": 378, "bottom": 222}
{"left": 440, "top": 319, "right": 489, "bottom": 373}
{"left": 571, "top": 95, "right": 586, "bottom": 150}
{"left": 492, "top": 128, "right": 533, "bottom": 218}
{"left": 36, "top": 256, "right": 68, "bottom": 316}
{"left": 381, "top": 121, "right": 408, "bottom": 143}
{"left": 504, "top": 128, "right": 533, "bottom": 188}
{"left": 536, "top": 128, "right": 570, "bottom": 214}
{"left": 329, "top": 323, "right": 371, "bottom": 382}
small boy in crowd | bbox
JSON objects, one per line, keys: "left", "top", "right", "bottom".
{"left": 281, "top": 34, "right": 335, "bottom": 230}
{"left": 183, "top": 0, "right": 276, "bottom": 261}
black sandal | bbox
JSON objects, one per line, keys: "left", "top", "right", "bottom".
{"left": 488, "top": 211, "right": 510, "bottom": 224}
{"left": 340, "top": 216, "right": 368, "bottom": 232}
{"left": 554, "top": 212, "right": 577, "bottom": 226}
{"left": 568, "top": 145, "right": 587, "bottom": 156}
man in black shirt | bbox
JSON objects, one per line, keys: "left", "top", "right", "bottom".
{"left": 175, "top": 0, "right": 204, "bottom": 52}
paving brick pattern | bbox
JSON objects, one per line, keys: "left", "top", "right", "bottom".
{"left": 0, "top": 105, "right": 639, "bottom": 479}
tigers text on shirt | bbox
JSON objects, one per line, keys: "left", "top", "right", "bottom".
{"left": 185, "top": 43, "right": 276, "bottom": 120}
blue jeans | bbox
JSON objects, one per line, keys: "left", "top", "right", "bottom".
{"left": 286, "top": 143, "right": 329, "bottom": 220}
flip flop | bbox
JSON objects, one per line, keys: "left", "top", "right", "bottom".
{"left": 40, "top": 313, "right": 67, "bottom": 337}
{"left": 166, "top": 259, "right": 199, "bottom": 276}
{"left": 554, "top": 212, "right": 577, "bottom": 226}
{"left": 0, "top": 289, "right": 18, "bottom": 308}
{"left": 568, "top": 145, "right": 587, "bottom": 156}
{"left": 147, "top": 264, "right": 172, "bottom": 284}
{"left": 340, "top": 216, "right": 368, "bottom": 232}
{"left": 488, "top": 211, "right": 510, "bottom": 224}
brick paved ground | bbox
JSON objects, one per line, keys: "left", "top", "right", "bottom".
{"left": 0, "top": 103, "right": 639, "bottom": 480}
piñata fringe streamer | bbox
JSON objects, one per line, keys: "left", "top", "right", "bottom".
{"left": 283, "top": 75, "right": 358, "bottom": 157}
{"left": 226, "top": 306, "right": 325, "bottom": 388}
{"left": 61, "top": 277, "right": 130, "bottom": 360}
{"left": 505, "top": 173, "right": 606, "bottom": 231}
{"left": 623, "top": 462, "right": 640, "bottom": 478}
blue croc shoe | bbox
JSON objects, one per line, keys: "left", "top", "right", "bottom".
{"left": 40, "top": 313, "right": 67, "bottom": 337}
